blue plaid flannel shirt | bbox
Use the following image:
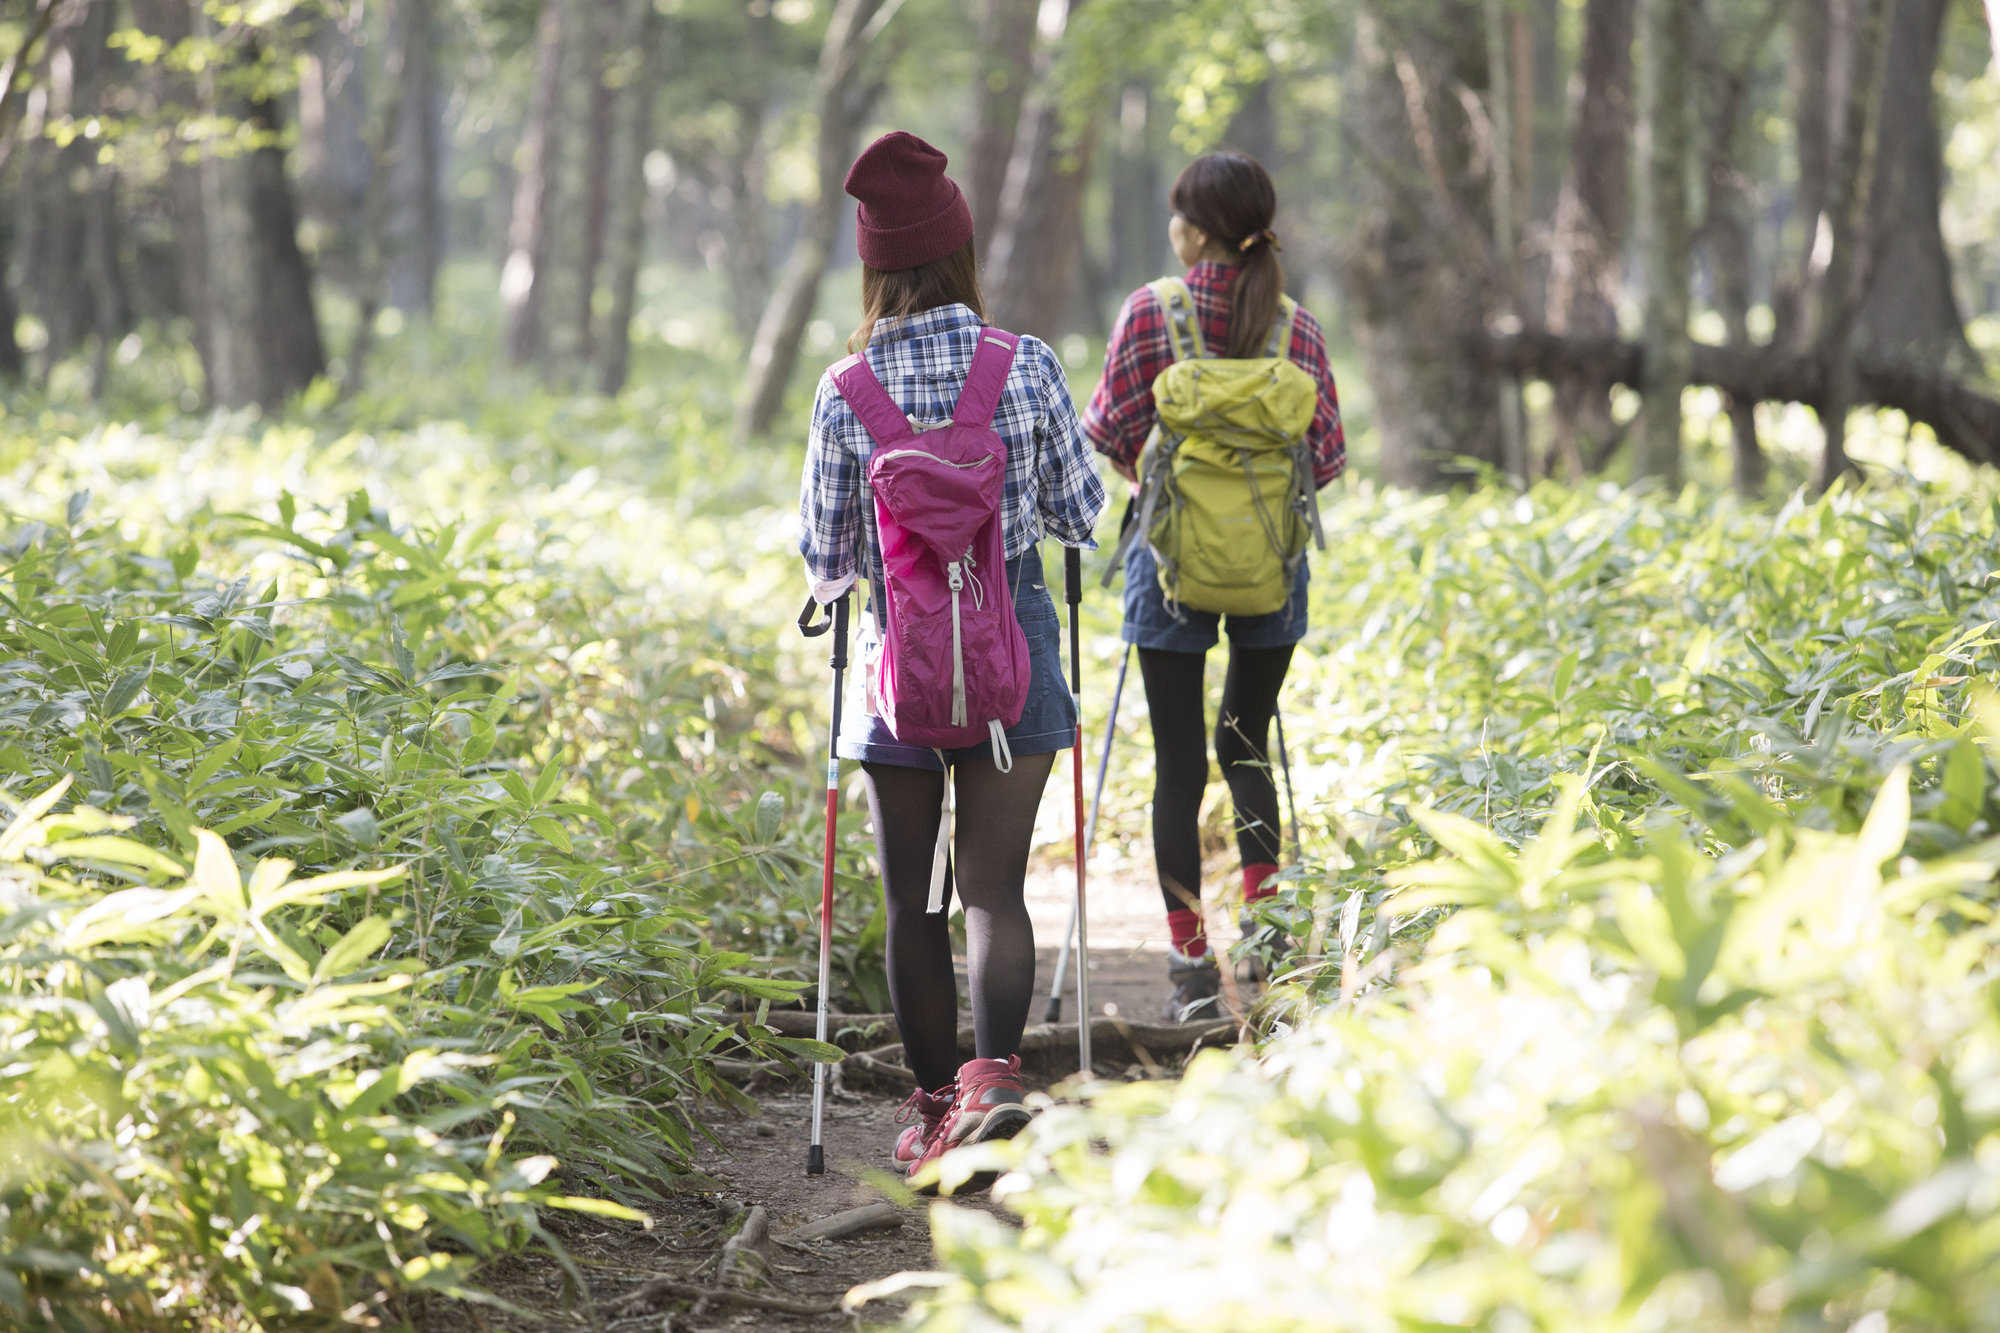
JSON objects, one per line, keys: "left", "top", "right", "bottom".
{"left": 798, "top": 303, "right": 1106, "bottom": 607}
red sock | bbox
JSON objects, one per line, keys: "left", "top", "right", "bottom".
{"left": 1167, "top": 908, "right": 1207, "bottom": 958}
{"left": 1244, "top": 863, "right": 1281, "bottom": 903}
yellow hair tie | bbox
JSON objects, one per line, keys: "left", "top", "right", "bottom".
{"left": 1237, "top": 229, "right": 1281, "bottom": 252}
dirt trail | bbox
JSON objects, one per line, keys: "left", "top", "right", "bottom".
{"left": 417, "top": 866, "right": 1230, "bottom": 1330}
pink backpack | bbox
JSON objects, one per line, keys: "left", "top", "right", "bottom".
{"left": 831, "top": 329, "right": 1030, "bottom": 767}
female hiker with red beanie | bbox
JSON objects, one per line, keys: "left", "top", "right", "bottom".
{"left": 1082, "top": 152, "right": 1345, "bottom": 1023}
{"left": 798, "top": 131, "right": 1105, "bottom": 1187}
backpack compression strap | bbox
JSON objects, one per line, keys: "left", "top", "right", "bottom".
{"left": 1264, "top": 295, "right": 1300, "bottom": 359}
{"left": 829, "top": 353, "right": 919, "bottom": 447}
{"left": 1149, "top": 278, "right": 1205, "bottom": 362}
{"left": 1101, "top": 280, "right": 1199, "bottom": 590}
{"left": 951, "top": 329, "right": 1021, "bottom": 427}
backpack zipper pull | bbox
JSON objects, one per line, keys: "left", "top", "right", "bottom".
{"left": 947, "top": 560, "right": 967, "bottom": 726}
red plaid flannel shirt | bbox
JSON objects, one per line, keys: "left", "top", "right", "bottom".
{"left": 1081, "top": 261, "right": 1346, "bottom": 487}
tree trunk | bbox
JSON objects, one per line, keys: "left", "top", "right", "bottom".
{"left": 719, "top": 1, "right": 775, "bottom": 344}
{"left": 576, "top": 0, "right": 617, "bottom": 360}
{"left": 156, "top": 7, "right": 326, "bottom": 410}
{"left": 346, "top": 0, "right": 415, "bottom": 395}
{"left": 968, "top": 0, "right": 1037, "bottom": 261}
{"left": 1772, "top": 0, "right": 1832, "bottom": 353}
{"left": 131, "top": 0, "right": 210, "bottom": 384}
{"left": 1341, "top": 4, "right": 1502, "bottom": 489}
{"left": 1634, "top": 0, "right": 1691, "bottom": 486}
{"left": 1542, "top": 0, "right": 1632, "bottom": 480}
{"left": 189, "top": 1, "right": 264, "bottom": 408}
{"left": 735, "top": 0, "right": 894, "bottom": 442}
{"left": 1854, "top": 0, "right": 1967, "bottom": 362}
{"left": 0, "top": 0, "right": 63, "bottom": 378}
{"left": 1696, "top": 1, "right": 1782, "bottom": 496}
{"left": 387, "top": 0, "right": 441, "bottom": 314}
{"left": 504, "top": 0, "right": 569, "bottom": 365}
{"left": 297, "top": 16, "right": 371, "bottom": 293}
{"left": 985, "top": 0, "right": 1098, "bottom": 341}
{"left": 1108, "top": 82, "right": 1166, "bottom": 294}
{"left": 1224, "top": 75, "right": 1276, "bottom": 165}
{"left": 245, "top": 85, "right": 329, "bottom": 403}
{"left": 1484, "top": 0, "right": 1525, "bottom": 482}
{"left": 86, "top": 163, "right": 125, "bottom": 400}
{"left": 597, "top": 0, "right": 661, "bottom": 395}
{"left": 24, "top": 0, "right": 120, "bottom": 365}
{"left": 1816, "top": 0, "right": 1891, "bottom": 492}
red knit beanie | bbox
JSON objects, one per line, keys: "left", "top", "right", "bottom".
{"left": 844, "top": 131, "right": 974, "bottom": 272}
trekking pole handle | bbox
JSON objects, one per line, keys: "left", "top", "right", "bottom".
{"left": 799, "top": 592, "right": 852, "bottom": 669}
{"left": 798, "top": 595, "right": 832, "bottom": 637}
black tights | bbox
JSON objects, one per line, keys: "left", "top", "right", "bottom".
{"left": 860, "top": 752, "right": 1055, "bottom": 1092}
{"left": 1138, "top": 644, "right": 1294, "bottom": 916}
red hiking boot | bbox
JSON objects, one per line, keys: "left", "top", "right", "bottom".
{"left": 890, "top": 1084, "right": 954, "bottom": 1174}
{"left": 910, "top": 1055, "right": 1032, "bottom": 1195}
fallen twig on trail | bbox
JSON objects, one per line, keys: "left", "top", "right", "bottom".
{"left": 779, "top": 1200, "right": 904, "bottom": 1243}
{"left": 611, "top": 1276, "right": 836, "bottom": 1317}
{"left": 716, "top": 1205, "right": 770, "bottom": 1284}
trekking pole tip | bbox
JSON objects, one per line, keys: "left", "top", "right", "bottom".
{"left": 1043, "top": 996, "right": 1062, "bottom": 1023}
{"left": 806, "top": 1145, "right": 825, "bottom": 1176}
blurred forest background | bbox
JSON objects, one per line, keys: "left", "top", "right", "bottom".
{"left": 9, "top": 2, "right": 2000, "bottom": 1322}
{"left": 2, "top": 0, "right": 1996, "bottom": 490}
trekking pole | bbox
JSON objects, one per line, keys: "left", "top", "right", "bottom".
{"left": 1064, "top": 545, "right": 1093, "bottom": 1075}
{"left": 797, "top": 591, "right": 850, "bottom": 1177}
{"left": 1274, "top": 705, "right": 1301, "bottom": 862}
{"left": 1044, "top": 640, "right": 1129, "bottom": 1022}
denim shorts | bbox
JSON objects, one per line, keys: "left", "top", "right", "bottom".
{"left": 1120, "top": 540, "right": 1309, "bottom": 654}
{"left": 837, "top": 544, "right": 1077, "bottom": 771}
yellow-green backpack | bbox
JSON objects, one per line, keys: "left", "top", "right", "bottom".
{"left": 1104, "top": 277, "right": 1325, "bottom": 617}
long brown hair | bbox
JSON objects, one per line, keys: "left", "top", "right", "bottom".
{"left": 849, "top": 240, "right": 987, "bottom": 351}
{"left": 1169, "top": 153, "right": 1283, "bottom": 359}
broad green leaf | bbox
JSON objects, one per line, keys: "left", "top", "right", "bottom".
{"left": 754, "top": 789, "right": 784, "bottom": 843}
{"left": 531, "top": 757, "right": 563, "bottom": 805}
{"left": 463, "top": 716, "right": 497, "bottom": 764}
{"left": 1939, "top": 740, "right": 1984, "bottom": 833}
{"left": 186, "top": 736, "right": 244, "bottom": 793}
{"left": 1551, "top": 648, "right": 1579, "bottom": 701}
{"left": 191, "top": 829, "right": 245, "bottom": 919}
{"left": 527, "top": 814, "right": 572, "bottom": 853}
{"left": 316, "top": 916, "right": 394, "bottom": 981}
{"left": 544, "top": 1196, "right": 648, "bottom": 1221}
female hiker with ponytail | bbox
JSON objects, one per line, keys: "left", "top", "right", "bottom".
{"left": 799, "top": 132, "right": 1106, "bottom": 1186}
{"left": 1082, "top": 151, "right": 1345, "bottom": 1023}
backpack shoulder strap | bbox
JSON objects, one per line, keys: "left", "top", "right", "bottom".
{"left": 1262, "top": 295, "right": 1300, "bottom": 360}
{"left": 830, "top": 353, "right": 917, "bottom": 447}
{"left": 1148, "top": 277, "right": 1205, "bottom": 362}
{"left": 951, "top": 328, "right": 1020, "bottom": 427}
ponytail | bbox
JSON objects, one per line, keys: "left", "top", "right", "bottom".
{"left": 1169, "top": 153, "right": 1285, "bottom": 360}
{"left": 1228, "top": 242, "right": 1284, "bottom": 361}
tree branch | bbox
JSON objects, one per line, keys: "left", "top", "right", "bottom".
{"left": 1484, "top": 331, "right": 2000, "bottom": 468}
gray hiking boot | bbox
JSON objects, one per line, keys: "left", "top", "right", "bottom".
{"left": 1163, "top": 948, "right": 1222, "bottom": 1023}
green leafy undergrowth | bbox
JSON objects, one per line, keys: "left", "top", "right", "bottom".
{"left": 1213, "top": 475, "right": 2000, "bottom": 1004}
{"left": 0, "top": 480, "right": 848, "bottom": 1326}
{"left": 903, "top": 769, "right": 2000, "bottom": 1330}
{"left": 0, "top": 786, "right": 632, "bottom": 1325}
